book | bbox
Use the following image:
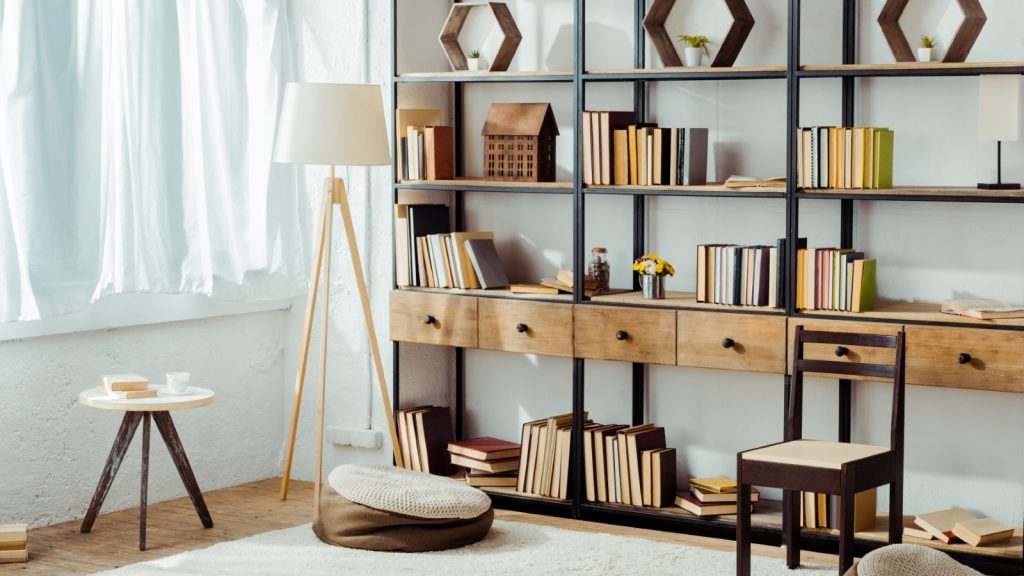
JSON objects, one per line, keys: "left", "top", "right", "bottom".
{"left": 465, "top": 238, "right": 509, "bottom": 289}
{"left": 914, "top": 508, "right": 978, "bottom": 544}
{"left": 510, "top": 283, "right": 559, "bottom": 295}
{"left": 540, "top": 413, "right": 575, "bottom": 497}
{"left": 404, "top": 406, "right": 434, "bottom": 472}
{"left": 684, "top": 128, "right": 709, "bottom": 185}
{"left": 407, "top": 204, "right": 450, "bottom": 287}
{"left": 583, "top": 423, "right": 602, "bottom": 502}
{"left": 617, "top": 423, "right": 653, "bottom": 505}
{"left": 449, "top": 231, "right": 494, "bottom": 289}
{"left": 626, "top": 426, "right": 666, "bottom": 506}
{"left": 904, "top": 526, "right": 936, "bottom": 540}
{"left": 464, "top": 470, "right": 518, "bottom": 488}
{"left": 555, "top": 424, "right": 573, "bottom": 499}
{"left": 396, "top": 109, "right": 442, "bottom": 180}
{"left": 600, "top": 112, "right": 634, "bottom": 185}
{"left": 952, "top": 517, "right": 1014, "bottom": 547}
{"left": 691, "top": 486, "right": 760, "bottom": 504}
{"left": 424, "top": 126, "right": 454, "bottom": 180}
{"left": 650, "top": 447, "right": 676, "bottom": 508}
{"left": 95, "top": 386, "right": 156, "bottom": 399}
{"left": 873, "top": 128, "right": 894, "bottom": 189}
{"left": 582, "top": 111, "right": 594, "bottom": 184}
{"left": 690, "top": 476, "right": 737, "bottom": 494}
{"left": 613, "top": 129, "right": 629, "bottom": 185}
{"left": 516, "top": 418, "right": 546, "bottom": 493}
{"left": 724, "top": 175, "right": 786, "bottom": 189}
{"left": 593, "top": 424, "right": 627, "bottom": 502}
{"left": 101, "top": 373, "right": 149, "bottom": 392}
{"left": 0, "top": 548, "right": 28, "bottom": 564}
{"left": 397, "top": 405, "right": 429, "bottom": 469}
{"left": 674, "top": 491, "right": 751, "bottom": 516}
{"left": 851, "top": 258, "right": 876, "bottom": 312}
{"left": 450, "top": 453, "right": 520, "bottom": 474}
{"left": 941, "top": 298, "right": 1024, "bottom": 320}
{"left": 448, "top": 437, "right": 520, "bottom": 461}
{"left": 0, "top": 524, "right": 26, "bottom": 547}
{"left": 415, "top": 406, "right": 456, "bottom": 476}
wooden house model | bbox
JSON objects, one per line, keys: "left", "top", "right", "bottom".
{"left": 481, "top": 103, "right": 559, "bottom": 182}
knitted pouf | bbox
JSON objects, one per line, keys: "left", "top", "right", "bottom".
{"left": 843, "top": 544, "right": 983, "bottom": 576}
{"left": 313, "top": 463, "right": 493, "bottom": 552}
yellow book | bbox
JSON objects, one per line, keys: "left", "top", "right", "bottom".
{"left": 796, "top": 248, "right": 806, "bottom": 309}
{"left": 689, "top": 476, "right": 737, "bottom": 494}
{"left": 613, "top": 130, "right": 629, "bottom": 185}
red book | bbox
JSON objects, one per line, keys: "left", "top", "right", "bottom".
{"left": 447, "top": 437, "right": 521, "bottom": 461}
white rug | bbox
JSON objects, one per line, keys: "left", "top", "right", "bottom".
{"left": 94, "top": 520, "right": 836, "bottom": 575}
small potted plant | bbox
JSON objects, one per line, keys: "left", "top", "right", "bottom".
{"left": 678, "top": 35, "right": 710, "bottom": 67}
{"left": 467, "top": 50, "right": 482, "bottom": 72}
{"left": 918, "top": 35, "right": 936, "bottom": 63}
{"left": 633, "top": 254, "right": 675, "bottom": 299}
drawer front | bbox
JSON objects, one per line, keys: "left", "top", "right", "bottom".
{"left": 787, "top": 319, "right": 903, "bottom": 380}
{"left": 574, "top": 305, "right": 676, "bottom": 365}
{"left": 390, "top": 290, "right": 477, "bottom": 348}
{"left": 906, "top": 326, "right": 1024, "bottom": 393}
{"left": 477, "top": 299, "right": 573, "bottom": 357}
{"left": 678, "top": 312, "right": 787, "bottom": 374}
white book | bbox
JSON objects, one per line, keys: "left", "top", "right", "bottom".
{"left": 611, "top": 439, "right": 621, "bottom": 504}
{"left": 429, "top": 235, "right": 449, "bottom": 288}
{"left": 753, "top": 248, "right": 763, "bottom": 307}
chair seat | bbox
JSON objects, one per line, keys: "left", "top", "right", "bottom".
{"left": 742, "top": 439, "right": 890, "bottom": 470}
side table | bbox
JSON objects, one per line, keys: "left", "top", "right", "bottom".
{"left": 78, "top": 386, "right": 216, "bottom": 550}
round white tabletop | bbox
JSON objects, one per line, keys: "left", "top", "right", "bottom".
{"left": 79, "top": 386, "right": 215, "bottom": 412}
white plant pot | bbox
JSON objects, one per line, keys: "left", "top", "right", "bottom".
{"left": 918, "top": 47, "right": 933, "bottom": 63}
{"left": 684, "top": 47, "right": 705, "bottom": 67}
{"left": 467, "top": 58, "right": 481, "bottom": 72}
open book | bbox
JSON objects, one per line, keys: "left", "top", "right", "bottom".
{"left": 941, "top": 298, "right": 1024, "bottom": 320}
{"left": 723, "top": 175, "right": 786, "bottom": 189}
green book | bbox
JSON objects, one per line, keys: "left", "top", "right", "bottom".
{"left": 872, "top": 129, "right": 894, "bottom": 189}
{"left": 852, "top": 259, "right": 876, "bottom": 313}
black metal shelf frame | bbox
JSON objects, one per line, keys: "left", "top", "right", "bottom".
{"left": 389, "top": 1, "right": 1024, "bottom": 572}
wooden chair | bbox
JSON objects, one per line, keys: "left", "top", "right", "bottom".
{"left": 736, "top": 326, "right": 906, "bottom": 575}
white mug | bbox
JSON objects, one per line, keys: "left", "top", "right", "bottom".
{"left": 166, "top": 372, "right": 190, "bottom": 393}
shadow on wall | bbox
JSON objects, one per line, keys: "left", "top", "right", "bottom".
{"left": 547, "top": 22, "right": 632, "bottom": 72}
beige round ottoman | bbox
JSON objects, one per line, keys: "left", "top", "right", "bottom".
{"left": 844, "top": 544, "right": 983, "bottom": 576}
{"left": 313, "top": 463, "right": 493, "bottom": 552}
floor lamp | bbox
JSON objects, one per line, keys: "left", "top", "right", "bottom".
{"left": 272, "top": 83, "right": 403, "bottom": 511}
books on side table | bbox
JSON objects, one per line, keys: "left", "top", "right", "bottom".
{"left": 0, "top": 524, "right": 27, "bottom": 564}
{"left": 98, "top": 373, "right": 157, "bottom": 399}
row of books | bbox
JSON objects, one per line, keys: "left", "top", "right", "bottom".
{"left": 797, "top": 247, "right": 876, "bottom": 312}
{"left": 448, "top": 437, "right": 522, "bottom": 488}
{"left": 396, "top": 406, "right": 456, "bottom": 476}
{"left": 797, "top": 126, "right": 894, "bottom": 190}
{"left": 799, "top": 489, "right": 876, "bottom": 531}
{"left": 674, "top": 476, "right": 759, "bottom": 517}
{"left": 582, "top": 111, "right": 709, "bottom": 187}
{"left": 400, "top": 125, "right": 454, "bottom": 181}
{"left": 696, "top": 243, "right": 783, "bottom": 308}
{"left": 515, "top": 413, "right": 579, "bottom": 499}
{"left": 581, "top": 423, "right": 676, "bottom": 508}
{"left": 907, "top": 507, "right": 1014, "bottom": 547}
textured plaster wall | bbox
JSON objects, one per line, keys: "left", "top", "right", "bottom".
{"left": 0, "top": 311, "right": 288, "bottom": 527}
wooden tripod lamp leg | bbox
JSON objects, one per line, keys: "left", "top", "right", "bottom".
{"left": 313, "top": 176, "right": 335, "bottom": 521}
{"left": 332, "top": 177, "right": 404, "bottom": 469}
{"left": 280, "top": 189, "right": 333, "bottom": 501}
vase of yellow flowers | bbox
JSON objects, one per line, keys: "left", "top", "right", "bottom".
{"left": 633, "top": 254, "right": 674, "bottom": 299}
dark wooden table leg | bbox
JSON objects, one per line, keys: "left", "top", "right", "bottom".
{"left": 152, "top": 411, "right": 213, "bottom": 528}
{"left": 81, "top": 412, "right": 143, "bottom": 533}
{"left": 736, "top": 454, "right": 750, "bottom": 576}
{"left": 139, "top": 412, "right": 150, "bottom": 551}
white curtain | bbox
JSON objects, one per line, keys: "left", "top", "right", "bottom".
{"left": 0, "top": 0, "right": 306, "bottom": 322}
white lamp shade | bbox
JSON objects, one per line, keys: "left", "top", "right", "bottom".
{"left": 978, "top": 75, "right": 1021, "bottom": 142}
{"left": 273, "top": 82, "right": 391, "bottom": 166}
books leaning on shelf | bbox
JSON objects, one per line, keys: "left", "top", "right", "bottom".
{"left": 580, "top": 423, "right": 677, "bottom": 508}
{"left": 797, "top": 126, "right": 894, "bottom": 190}
{"left": 941, "top": 298, "right": 1024, "bottom": 320}
{"left": 516, "top": 412, "right": 584, "bottom": 499}
{"left": 0, "top": 524, "right": 28, "bottom": 564}
{"left": 695, "top": 243, "right": 783, "bottom": 308}
{"left": 396, "top": 406, "right": 457, "bottom": 476}
{"left": 799, "top": 488, "right": 876, "bottom": 532}
{"left": 795, "top": 247, "right": 876, "bottom": 312}
{"left": 400, "top": 124, "right": 454, "bottom": 181}
{"left": 582, "top": 111, "right": 708, "bottom": 187}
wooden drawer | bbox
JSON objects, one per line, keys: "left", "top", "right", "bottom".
{"left": 678, "top": 312, "right": 787, "bottom": 374}
{"left": 574, "top": 305, "right": 675, "bottom": 365}
{"left": 390, "top": 291, "right": 477, "bottom": 348}
{"left": 906, "top": 326, "right": 1024, "bottom": 393}
{"left": 787, "top": 319, "right": 902, "bottom": 379}
{"left": 477, "top": 299, "right": 573, "bottom": 357}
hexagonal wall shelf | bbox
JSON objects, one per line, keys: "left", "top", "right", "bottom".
{"left": 877, "top": 0, "right": 986, "bottom": 63}
{"left": 643, "top": 0, "right": 755, "bottom": 68}
{"left": 439, "top": 2, "right": 522, "bottom": 72}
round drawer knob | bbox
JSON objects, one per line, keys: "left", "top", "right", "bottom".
{"left": 958, "top": 352, "right": 971, "bottom": 365}
{"left": 516, "top": 323, "right": 529, "bottom": 333}
{"left": 423, "top": 315, "right": 436, "bottom": 325}
{"left": 835, "top": 346, "right": 848, "bottom": 357}
{"left": 721, "top": 337, "right": 735, "bottom": 349}
{"left": 615, "top": 330, "right": 629, "bottom": 341}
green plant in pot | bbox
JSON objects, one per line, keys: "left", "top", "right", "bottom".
{"left": 467, "top": 49, "right": 482, "bottom": 71}
{"left": 918, "top": 35, "right": 936, "bottom": 63}
{"left": 678, "top": 35, "right": 710, "bottom": 67}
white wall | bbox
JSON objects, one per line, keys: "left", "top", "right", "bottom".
{"left": 393, "top": 0, "right": 1024, "bottom": 525}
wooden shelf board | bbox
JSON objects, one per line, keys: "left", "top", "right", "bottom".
{"left": 397, "top": 70, "right": 572, "bottom": 82}
{"left": 587, "top": 66, "right": 785, "bottom": 77}
{"left": 799, "top": 300, "right": 1024, "bottom": 328}
{"left": 399, "top": 178, "right": 573, "bottom": 190}
{"left": 482, "top": 486, "right": 568, "bottom": 503}
{"left": 799, "top": 186, "right": 1024, "bottom": 200}
{"left": 399, "top": 286, "right": 574, "bottom": 303}
{"left": 585, "top": 498, "right": 784, "bottom": 529}
{"left": 587, "top": 184, "right": 785, "bottom": 196}
{"left": 589, "top": 290, "right": 786, "bottom": 315}
{"left": 801, "top": 61, "right": 1024, "bottom": 73}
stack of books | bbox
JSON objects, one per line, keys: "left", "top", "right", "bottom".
{"left": 796, "top": 247, "right": 876, "bottom": 312}
{"left": 510, "top": 269, "right": 597, "bottom": 296}
{"left": 516, "top": 413, "right": 587, "bottom": 499}
{"left": 799, "top": 488, "right": 876, "bottom": 531}
{"left": 448, "top": 437, "right": 521, "bottom": 487}
{"left": 909, "top": 508, "right": 1014, "bottom": 547}
{"left": 797, "top": 126, "right": 894, "bottom": 190}
{"left": 98, "top": 373, "right": 156, "bottom": 399}
{"left": 674, "top": 476, "right": 758, "bottom": 517}
{"left": 0, "top": 524, "right": 27, "bottom": 564}
{"left": 696, "top": 243, "right": 782, "bottom": 308}
{"left": 582, "top": 111, "right": 709, "bottom": 187}
{"left": 580, "top": 423, "right": 677, "bottom": 508}
{"left": 400, "top": 125, "right": 454, "bottom": 181}
{"left": 396, "top": 406, "right": 456, "bottom": 476}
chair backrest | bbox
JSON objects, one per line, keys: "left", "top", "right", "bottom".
{"left": 789, "top": 326, "right": 906, "bottom": 454}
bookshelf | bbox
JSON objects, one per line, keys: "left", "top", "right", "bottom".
{"left": 390, "top": 1, "right": 1024, "bottom": 573}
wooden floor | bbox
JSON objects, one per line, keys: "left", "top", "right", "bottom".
{"left": 2, "top": 478, "right": 837, "bottom": 574}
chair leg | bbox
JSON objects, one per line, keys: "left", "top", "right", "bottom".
{"left": 736, "top": 458, "right": 750, "bottom": 576}
{"left": 888, "top": 481, "right": 903, "bottom": 544}
{"left": 839, "top": 487, "right": 856, "bottom": 574}
{"left": 784, "top": 489, "right": 801, "bottom": 569}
